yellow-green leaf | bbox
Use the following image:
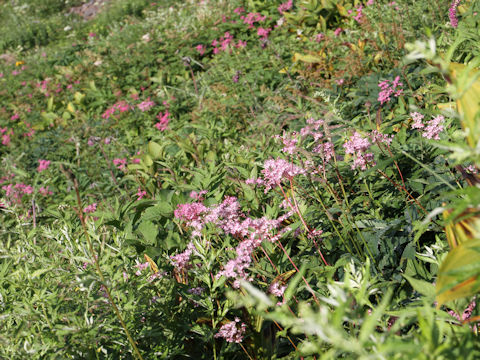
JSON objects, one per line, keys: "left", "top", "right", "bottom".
{"left": 436, "top": 238, "right": 480, "bottom": 307}
{"left": 448, "top": 62, "right": 480, "bottom": 147}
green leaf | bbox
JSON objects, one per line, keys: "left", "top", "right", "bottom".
{"left": 436, "top": 238, "right": 480, "bottom": 306}
{"left": 403, "top": 274, "right": 435, "bottom": 298}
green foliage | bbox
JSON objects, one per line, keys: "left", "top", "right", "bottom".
{"left": 1, "top": 0, "right": 480, "bottom": 358}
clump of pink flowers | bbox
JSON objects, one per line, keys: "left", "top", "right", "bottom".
{"left": 83, "top": 203, "right": 97, "bottom": 213}
{"left": 378, "top": 76, "right": 403, "bottom": 105}
{"left": 214, "top": 317, "right": 246, "bottom": 343}
{"left": 102, "top": 100, "right": 132, "bottom": 119}
{"left": 137, "top": 97, "right": 155, "bottom": 112}
{"left": 410, "top": 112, "right": 445, "bottom": 140}
{"left": 113, "top": 158, "right": 127, "bottom": 170}
{"left": 449, "top": 0, "right": 461, "bottom": 28}
{"left": 348, "top": 4, "right": 364, "bottom": 23}
{"left": 247, "top": 158, "right": 305, "bottom": 193}
{"left": 269, "top": 281, "right": 287, "bottom": 297}
{"left": 195, "top": 44, "right": 205, "bottom": 55}
{"left": 154, "top": 111, "right": 170, "bottom": 131}
{"left": 37, "top": 159, "right": 51, "bottom": 172}
{"left": 278, "top": 0, "right": 293, "bottom": 14}
{"left": 423, "top": 115, "right": 445, "bottom": 140}
{"left": 343, "top": 132, "right": 374, "bottom": 170}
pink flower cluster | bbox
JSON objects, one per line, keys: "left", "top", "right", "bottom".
{"left": 83, "top": 203, "right": 97, "bottom": 213}
{"left": 278, "top": 0, "right": 293, "bottom": 14}
{"left": 136, "top": 187, "right": 147, "bottom": 200}
{"left": 135, "top": 261, "right": 150, "bottom": 276}
{"left": 2, "top": 183, "right": 33, "bottom": 205}
{"left": 240, "top": 12, "right": 267, "bottom": 29}
{"left": 171, "top": 241, "right": 196, "bottom": 270}
{"left": 247, "top": 158, "right": 305, "bottom": 193}
{"left": 348, "top": 4, "right": 364, "bottom": 23}
{"left": 173, "top": 196, "right": 292, "bottom": 285}
{"left": 137, "top": 97, "right": 155, "bottom": 112}
{"left": 343, "top": 132, "right": 374, "bottom": 170}
{"left": 154, "top": 111, "right": 170, "bottom": 131}
{"left": 257, "top": 27, "right": 272, "bottom": 40}
{"left": 37, "top": 159, "right": 50, "bottom": 172}
{"left": 214, "top": 317, "right": 246, "bottom": 343}
{"left": 378, "top": 76, "right": 403, "bottom": 105}
{"left": 410, "top": 112, "right": 445, "bottom": 140}
{"left": 39, "top": 186, "right": 53, "bottom": 197}
{"left": 195, "top": 44, "right": 205, "bottom": 55}
{"left": 102, "top": 100, "right": 133, "bottom": 119}
{"left": 113, "top": 158, "right": 127, "bottom": 170}
{"left": 211, "top": 32, "right": 246, "bottom": 54}
{"left": 269, "top": 281, "right": 287, "bottom": 297}
{"left": 449, "top": 0, "right": 461, "bottom": 28}
{"left": 0, "top": 127, "right": 12, "bottom": 146}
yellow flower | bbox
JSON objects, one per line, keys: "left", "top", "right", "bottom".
{"left": 15, "top": 61, "right": 24, "bottom": 67}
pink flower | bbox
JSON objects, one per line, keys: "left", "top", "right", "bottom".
{"left": 215, "top": 318, "right": 246, "bottom": 343}
{"left": 137, "top": 97, "right": 155, "bottom": 112}
{"left": 422, "top": 115, "right": 444, "bottom": 140}
{"left": 10, "top": 113, "right": 19, "bottom": 121}
{"left": 257, "top": 27, "right": 271, "bottom": 39}
{"left": 410, "top": 112, "right": 425, "bottom": 129}
{"left": 83, "top": 203, "right": 97, "bottom": 213}
{"left": 233, "top": 7, "right": 245, "bottom": 14}
{"left": 135, "top": 261, "right": 149, "bottom": 275}
{"left": 189, "top": 190, "right": 207, "bottom": 200}
{"left": 113, "top": 158, "right": 127, "bottom": 170}
{"left": 449, "top": 0, "right": 461, "bottom": 28}
{"left": 378, "top": 76, "right": 403, "bottom": 105}
{"left": 171, "top": 242, "right": 195, "bottom": 271}
{"left": 315, "top": 33, "right": 325, "bottom": 42}
{"left": 334, "top": 28, "right": 343, "bottom": 36}
{"left": 37, "top": 159, "right": 51, "bottom": 172}
{"left": 2, "top": 134, "right": 11, "bottom": 146}
{"left": 278, "top": 0, "right": 293, "bottom": 14}
{"left": 343, "top": 132, "right": 374, "bottom": 170}
{"left": 154, "top": 111, "right": 170, "bottom": 131}
{"left": 195, "top": 44, "right": 205, "bottom": 55}
{"left": 136, "top": 187, "right": 147, "bottom": 200}
{"left": 269, "top": 281, "right": 287, "bottom": 297}
{"left": 39, "top": 186, "right": 53, "bottom": 197}
{"left": 258, "top": 158, "right": 305, "bottom": 193}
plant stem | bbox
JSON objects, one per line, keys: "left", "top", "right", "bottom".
{"left": 66, "top": 169, "right": 144, "bottom": 360}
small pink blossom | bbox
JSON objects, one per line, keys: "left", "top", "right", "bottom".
{"left": 315, "top": 33, "right": 325, "bottom": 42}
{"left": 422, "top": 115, "right": 444, "bottom": 140}
{"left": 135, "top": 261, "right": 149, "bottom": 276}
{"left": 113, "top": 158, "right": 127, "bottom": 170}
{"left": 214, "top": 317, "right": 246, "bottom": 343}
{"left": 37, "top": 159, "right": 51, "bottom": 172}
{"left": 257, "top": 27, "right": 271, "bottom": 39}
{"left": 269, "top": 281, "right": 287, "bottom": 297}
{"left": 39, "top": 186, "right": 53, "bottom": 196}
{"left": 278, "top": 0, "right": 293, "bottom": 14}
{"left": 136, "top": 187, "right": 147, "bottom": 200}
{"left": 449, "top": 0, "right": 461, "bottom": 28}
{"left": 154, "top": 111, "right": 170, "bottom": 131}
{"left": 410, "top": 112, "right": 425, "bottom": 129}
{"left": 195, "top": 44, "right": 205, "bottom": 55}
{"left": 334, "top": 28, "right": 343, "bottom": 36}
{"left": 83, "top": 203, "right": 97, "bottom": 213}
{"left": 137, "top": 97, "right": 155, "bottom": 112}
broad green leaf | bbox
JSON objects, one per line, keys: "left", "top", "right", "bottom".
{"left": 403, "top": 274, "right": 435, "bottom": 298}
{"left": 449, "top": 62, "right": 480, "bottom": 147}
{"left": 436, "top": 238, "right": 480, "bottom": 306}
{"left": 147, "top": 141, "right": 163, "bottom": 160}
